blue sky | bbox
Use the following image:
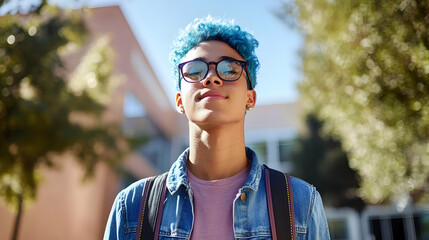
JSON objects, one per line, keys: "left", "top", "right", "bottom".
{"left": 7, "top": 0, "right": 303, "bottom": 107}
{"left": 118, "top": 0, "right": 303, "bottom": 107}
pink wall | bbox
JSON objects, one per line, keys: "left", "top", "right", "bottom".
{"left": 0, "top": 6, "right": 163, "bottom": 239}
{"left": 0, "top": 156, "right": 119, "bottom": 240}
{"left": 0, "top": 5, "right": 303, "bottom": 239}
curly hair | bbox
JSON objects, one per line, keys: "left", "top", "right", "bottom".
{"left": 170, "top": 16, "right": 260, "bottom": 91}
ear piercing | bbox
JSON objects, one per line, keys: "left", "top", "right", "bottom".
{"left": 246, "top": 105, "right": 253, "bottom": 111}
{"left": 179, "top": 107, "right": 185, "bottom": 113}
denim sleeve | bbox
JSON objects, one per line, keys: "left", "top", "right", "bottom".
{"left": 103, "top": 190, "right": 125, "bottom": 240}
{"left": 103, "top": 179, "right": 147, "bottom": 240}
{"left": 306, "top": 190, "right": 331, "bottom": 240}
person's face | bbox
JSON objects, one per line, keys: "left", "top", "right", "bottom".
{"left": 176, "top": 40, "right": 256, "bottom": 128}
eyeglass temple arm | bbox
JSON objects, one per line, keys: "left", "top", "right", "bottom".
{"left": 245, "top": 66, "right": 253, "bottom": 90}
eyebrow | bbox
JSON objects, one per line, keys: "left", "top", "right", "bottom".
{"left": 191, "top": 56, "right": 244, "bottom": 62}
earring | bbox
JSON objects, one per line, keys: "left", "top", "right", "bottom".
{"left": 246, "top": 105, "right": 253, "bottom": 111}
{"left": 179, "top": 107, "right": 185, "bottom": 113}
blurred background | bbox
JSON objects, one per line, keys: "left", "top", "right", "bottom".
{"left": 0, "top": 0, "right": 428, "bottom": 239}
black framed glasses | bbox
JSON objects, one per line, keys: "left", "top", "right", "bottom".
{"left": 178, "top": 57, "right": 253, "bottom": 89}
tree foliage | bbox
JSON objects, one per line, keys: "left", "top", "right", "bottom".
{"left": 282, "top": 0, "right": 429, "bottom": 203}
{"left": 0, "top": 4, "right": 128, "bottom": 210}
{"left": 291, "top": 115, "right": 365, "bottom": 211}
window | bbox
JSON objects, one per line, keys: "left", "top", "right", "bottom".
{"left": 123, "top": 92, "right": 146, "bottom": 118}
{"left": 328, "top": 219, "right": 348, "bottom": 240}
{"left": 139, "top": 137, "right": 171, "bottom": 172}
{"left": 279, "top": 139, "right": 294, "bottom": 162}
{"left": 369, "top": 215, "right": 420, "bottom": 240}
{"left": 415, "top": 213, "right": 429, "bottom": 240}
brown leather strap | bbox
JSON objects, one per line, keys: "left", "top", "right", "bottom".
{"left": 265, "top": 166, "right": 296, "bottom": 240}
{"left": 265, "top": 168, "right": 278, "bottom": 240}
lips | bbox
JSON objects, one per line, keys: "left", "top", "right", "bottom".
{"left": 198, "top": 91, "right": 227, "bottom": 101}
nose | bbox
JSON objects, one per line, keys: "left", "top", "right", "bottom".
{"left": 202, "top": 66, "right": 223, "bottom": 87}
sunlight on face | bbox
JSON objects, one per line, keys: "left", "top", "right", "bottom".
{"left": 176, "top": 41, "right": 256, "bottom": 128}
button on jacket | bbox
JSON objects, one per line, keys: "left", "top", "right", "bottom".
{"left": 104, "top": 148, "right": 331, "bottom": 240}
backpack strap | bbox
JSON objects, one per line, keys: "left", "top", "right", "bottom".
{"left": 135, "top": 172, "right": 168, "bottom": 240}
{"left": 265, "top": 166, "right": 296, "bottom": 240}
{"left": 135, "top": 168, "right": 296, "bottom": 240}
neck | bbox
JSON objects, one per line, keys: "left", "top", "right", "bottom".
{"left": 187, "top": 121, "right": 248, "bottom": 180}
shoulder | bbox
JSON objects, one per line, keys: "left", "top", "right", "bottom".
{"left": 289, "top": 176, "right": 329, "bottom": 237}
{"left": 116, "top": 178, "right": 148, "bottom": 202}
{"left": 290, "top": 176, "right": 318, "bottom": 221}
{"left": 265, "top": 167, "right": 317, "bottom": 204}
{"left": 290, "top": 176, "right": 319, "bottom": 216}
{"left": 104, "top": 177, "right": 155, "bottom": 239}
{"left": 290, "top": 176, "right": 316, "bottom": 203}
{"left": 113, "top": 173, "right": 169, "bottom": 212}
{"left": 111, "top": 177, "right": 153, "bottom": 221}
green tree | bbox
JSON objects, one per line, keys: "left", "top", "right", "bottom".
{"left": 279, "top": 0, "right": 429, "bottom": 204}
{"left": 291, "top": 115, "right": 365, "bottom": 211}
{"left": 0, "top": 2, "right": 131, "bottom": 239}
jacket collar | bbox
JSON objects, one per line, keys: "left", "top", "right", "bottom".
{"left": 166, "top": 149, "right": 190, "bottom": 195}
{"left": 166, "top": 147, "right": 263, "bottom": 195}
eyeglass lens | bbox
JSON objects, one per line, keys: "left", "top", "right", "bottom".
{"left": 182, "top": 59, "right": 243, "bottom": 82}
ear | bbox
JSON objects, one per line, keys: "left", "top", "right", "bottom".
{"left": 176, "top": 92, "right": 185, "bottom": 114}
{"left": 246, "top": 90, "right": 257, "bottom": 108}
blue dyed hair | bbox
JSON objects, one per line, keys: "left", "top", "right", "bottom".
{"left": 170, "top": 16, "right": 260, "bottom": 91}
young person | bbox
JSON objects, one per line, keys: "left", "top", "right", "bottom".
{"left": 104, "top": 16, "right": 330, "bottom": 240}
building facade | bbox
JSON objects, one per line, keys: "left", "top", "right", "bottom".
{"left": 3, "top": 5, "right": 426, "bottom": 240}
{"left": 0, "top": 6, "right": 303, "bottom": 240}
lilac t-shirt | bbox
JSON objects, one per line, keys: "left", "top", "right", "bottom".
{"left": 187, "top": 166, "right": 250, "bottom": 240}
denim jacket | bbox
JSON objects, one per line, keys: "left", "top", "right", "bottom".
{"left": 104, "top": 148, "right": 331, "bottom": 240}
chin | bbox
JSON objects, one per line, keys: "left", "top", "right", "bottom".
{"left": 189, "top": 111, "right": 243, "bottom": 127}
